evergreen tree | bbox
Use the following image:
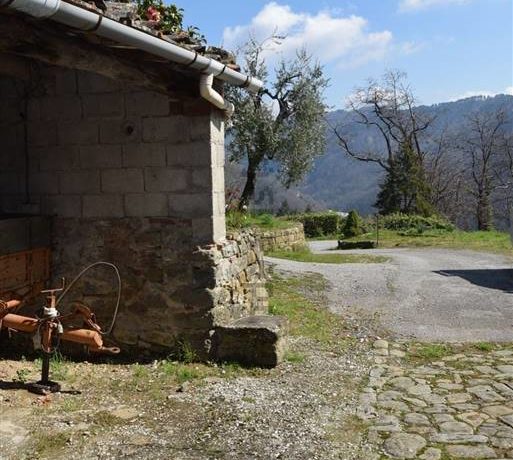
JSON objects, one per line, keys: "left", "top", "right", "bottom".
{"left": 342, "top": 210, "right": 362, "bottom": 238}
{"left": 333, "top": 71, "right": 436, "bottom": 217}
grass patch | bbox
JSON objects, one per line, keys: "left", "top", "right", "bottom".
{"left": 473, "top": 342, "right": 494, "bottom": 352}
{"left": 267, "top": 272, "right": 351, "bottom": 350}
{"left": 344, "top": 229, "right": 513, "bottom": 255}
{"left": 407, "top": 343, "right": 452, "bottom": 362}
{"left": 32, "top": 431, "right": 69, "bottom": 457}
{"left": 284, "top": 351, "right": 306, "bottom": 363}
{"left": 267, "top": 247, "right": 389, "bottom": 264}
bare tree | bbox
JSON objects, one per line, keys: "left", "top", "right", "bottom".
{"left": 424, "top": 128, "right": 466, "bottom": 221}
{"left": 461, "top": 109, "right": 510, "bottom": 230}
{"left": 332, "top": 70, "right": 435, "bottom": 215}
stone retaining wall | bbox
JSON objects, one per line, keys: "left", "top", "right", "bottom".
{"left": 255, "top": 224, "right": 306, "bottom": 252}
{"left": 0, "top": 66, "right": 270, "bottom": 359}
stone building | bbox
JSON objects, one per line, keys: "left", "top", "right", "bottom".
{"left": 0, "top": 0, "right": 284, "bottom": 363}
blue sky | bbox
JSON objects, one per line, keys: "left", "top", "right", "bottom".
{"left": 179, "top": 0, "right": 512, "bottom": 107}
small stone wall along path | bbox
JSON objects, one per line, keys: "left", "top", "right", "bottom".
{"left": 361, "top": 340, "right": 513, "bottom": 459}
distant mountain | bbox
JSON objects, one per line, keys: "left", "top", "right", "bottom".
{"left": 226, "top": 94, "right": 513, "bottom": 215}
{"left": 299, "top": 94, "right": 513, "bottom": 215}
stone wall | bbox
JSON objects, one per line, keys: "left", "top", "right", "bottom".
{"left": 0, "top": 64, "right": 268, "bottom": 358}
{"left": 255, "top": 223, "right": 306, "bottom": 252}
{"left": 52, "top": 220, "right": 267, "bottom": 355}
{"left": 0, "top": 66, "right": 225, "bottom": 243}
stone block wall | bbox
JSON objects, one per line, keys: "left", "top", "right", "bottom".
{"left": 0, "top": 66, "right": 225, "bottom": 243}
{"left": 0, "top": 64, "right": 268, "bottom": 358}
{"left": 255, "top": 223, "right": 306, "bottom": 252}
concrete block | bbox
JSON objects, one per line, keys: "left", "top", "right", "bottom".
{"left": 83, "top": 194, "right": 124, "bottom": 217}
{"left": 27, "top": 121, "right": 57, "bottom": 146}
{"left": 191, "top": 217, "right": 214, "bottom": 244}
{"left": 212, "top": 315, "right": 288, "bottom": 367}
{"left": 0, "top": 172, "right": 20, "bottom": 194}
{"left": 122, "top": 143, "right": 165, "bottom": 167}
{"left": 26, "top": 99, "right": 40, "bottom": 121}
{"left": 80, "top": 144, "right": 122, "bottom": 168}
{"left": 0, "top": 77, "right": 17, "bottom": 99}
{"left": 0, "top": 218, "right": 30, "bottom": 254}
{"left": 82, "top": 93, "right": 125, "bottom": 118}
{"left": 99, "top": 119, "right": 141, "bottom": 144}
{"left": 189, "top": 115, "right": 211, "bottom": 141}
{"left": 54, "top": 68, "right": 77, "bottom": 95}
{"left": 212, "top": 142, "right": 225, "bottom": 168}
{"left": 58, "top": 120, "right": 98, "bottom": 145}
{"left": 144, "top": 167, "right": 188, "bottom": 192}
{"left": 40, "top": 96, "right": 82, "bottom": 121}
{"left": 166, "top": 141, "right": 212, "bottom": 167}
{"left": 38, "top": 145, "right": 81, "bottom": 171}
{"left": 0, "top": 194, "right": 24, "bottom": 214}
{"left": 0, "top": 98, "right": 22, "bottom": 123}
{"left": 210, "top": 115, "right": 224, "bottom": 144}
{"left": 30, "top": 172, "right": 59, "bottom": 194}
{"left": 77, "top": 71, "right": 121, "bottom": 93}
{"left": 125, "top": 91, "right": 170, "bottom": 116}
{"left": 59, "top": 170, "right": 100, "bottom": 194}
{"left": 102, "top": 168, "right": 144, "bottom": 193}
{"left": 168, "top": 193, "right": 212, "bottom": 217}
{"left": 142, "top": 115, "right": 190, "bottom": 143}
{"left": 42, "top": 194, "right": 82, "bottom": 217}
{"left": 191, "top": 168, "right": 212, "bottom": 189}
{"left": 29, "top": 216, "right": 52, "bottom": 247}
{"left": 125, "top": 193, "right": 167, "bottom": 217}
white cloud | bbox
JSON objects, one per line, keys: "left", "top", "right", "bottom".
{"left": 399, "top": 0, "right": 470, "bottom": 12}
{"left": 449, "top": 87, "right": 513, "bottom": 101}
{"left": 222, "top": 3, "right": 394, "bottom": 69}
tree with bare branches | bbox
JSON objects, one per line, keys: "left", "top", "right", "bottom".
{"left": 461, "top": 109, "right": 511, "bottom": 230}
{"left": 332, "top": 70, "right": 435, "bottom": 215}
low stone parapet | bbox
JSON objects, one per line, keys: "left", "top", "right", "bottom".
{"left": 254, "top": 223, "right": 306, "bottom": 252}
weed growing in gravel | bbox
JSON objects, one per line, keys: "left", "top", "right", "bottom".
{"left": 284, "top": 351, "right": 306, "bottom": 363}
{"left": 474, "top": 342, "right": 494, "bottom": 352}
{"left": 32, "top": 431, "right": 70, "bottom": 457}
{"left": 407, "top": 343, "right": 451, "bottom": 362}
{"left": 13, "top": 368, "right": 31, "bottom": 383}
{"left": 268, "top": 272, "right": 351, "bottom": 351}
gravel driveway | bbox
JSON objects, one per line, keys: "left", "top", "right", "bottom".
{"left": 266, "top": 242, "right": 513, "bottom": 342}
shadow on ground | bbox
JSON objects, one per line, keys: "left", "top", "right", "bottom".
{"left": 434, "top": 268, "right": 513, "bottom": 293}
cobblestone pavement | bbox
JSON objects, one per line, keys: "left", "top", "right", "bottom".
{"left": 360, "top": 340, "right": 513, "bottom": 459}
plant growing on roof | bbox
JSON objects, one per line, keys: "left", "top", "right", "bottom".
{"left": 136, "top": 0, "right": 183, "bottom": 34}
{"left": 226, "top": 37, "right": 329, "bottom": 211}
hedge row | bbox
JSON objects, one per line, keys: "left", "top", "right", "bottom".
{"left": 381, "top": 213, "right": 455, "bottom": 232}
{"left": 294, "top": 212, "right": 343, "bottom": 238}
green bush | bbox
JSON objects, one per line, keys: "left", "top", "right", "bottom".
{"left": 342, "top": 210, "right": 362, "bottom": 238}
{"left": 296, "top": 212, "right": 342, "bottom": 238}
{"left": 381, "top": 213, "right": 455, "bottom": 233}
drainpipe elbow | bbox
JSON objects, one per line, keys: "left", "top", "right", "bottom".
{"left": 199, "top": 73, "right": 235, "bottom": 117}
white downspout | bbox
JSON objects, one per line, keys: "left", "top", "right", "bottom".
{"left": 1, "top": 0, "right": 264, "bottom": 94}
{"left": 199, "top": 73, "right": 234, "bottom": 117}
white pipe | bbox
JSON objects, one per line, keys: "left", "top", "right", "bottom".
{"left": 200, "top": 73, "right": 234, "bottom": 116}
{"left": 2, "top": 0, "right": 263, "bottom": 94}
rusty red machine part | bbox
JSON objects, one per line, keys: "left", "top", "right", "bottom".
{"left": 0, "top": 270, "right": 121, "bottom": 394}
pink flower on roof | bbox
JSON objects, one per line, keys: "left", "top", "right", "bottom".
{"left": 146, "top": 6, "right": 161, "bottom": 23}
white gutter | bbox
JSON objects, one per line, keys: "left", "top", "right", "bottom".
{"left": 200, "top": 73, "right": 234, "bottom": 117}
{"left": 1, "top": 0, "right": 263, "bottom": 108}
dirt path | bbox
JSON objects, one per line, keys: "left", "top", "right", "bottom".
{"left": 267, "top": 242, "right": 513, "bottom": 342}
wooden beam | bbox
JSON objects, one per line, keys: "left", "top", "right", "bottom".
{"left": 0, "top": 12, "right": 198, "bottom": 97}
